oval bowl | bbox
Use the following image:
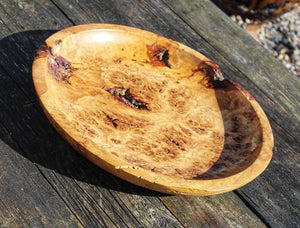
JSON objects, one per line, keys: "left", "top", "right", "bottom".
{"left": 32, "top": 24, "right": 273, "bottom": 195}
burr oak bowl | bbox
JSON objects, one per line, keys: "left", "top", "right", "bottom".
{"left": 32, "top": 24, "right": 273, "bottom": 195}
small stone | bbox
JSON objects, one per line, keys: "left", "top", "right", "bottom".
{"left": 273, "top": 32, "right": 284, "bottom": 43}
{"left": 264, "top": 40, "right": 276, "bottom": 50}
{"left": 230, "top": 5, "right": 300, "bottom": 76}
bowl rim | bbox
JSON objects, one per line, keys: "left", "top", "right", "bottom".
{"left": 32, "top": 24, "right": 274, "bottom": 195}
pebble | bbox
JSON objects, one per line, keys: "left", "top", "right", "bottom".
{"left": 258, "top": 7, "right": 300, "bottom": 77}
{"left": 231, "top": 7, "right": 300, "bottom": 77}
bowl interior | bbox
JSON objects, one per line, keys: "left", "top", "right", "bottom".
{"left": 33, "top": 24, "right": 273, "bottom": 194}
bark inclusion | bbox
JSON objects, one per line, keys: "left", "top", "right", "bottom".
{"left": 103, "top": 87, "right": 149, "bottom": 110}
{"left": 36, "top": 41, "right": 77, "bottom": 84}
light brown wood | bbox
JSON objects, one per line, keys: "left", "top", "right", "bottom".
{"left": 32, "top": 24, "right": 273, "bottom": 195}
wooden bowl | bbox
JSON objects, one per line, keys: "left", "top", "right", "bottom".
{"left": 32, "top": 24, "right": 273, "bottom": 195}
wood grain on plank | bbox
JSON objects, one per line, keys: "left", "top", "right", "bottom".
{"left": 0, "top": 138, "right": 81, "bottom": 227}
{"left": 110, "top": 190, "right": 184, "bottom": 227}
{"left": 237, "top": 123, "right": 300, "bottom": 228}
{"left": 160, "top": 194, "right": 267, "bottom": 228}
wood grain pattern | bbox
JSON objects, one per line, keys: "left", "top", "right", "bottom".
{"left": 0, "top": 138, "right": 81, "bottom": 227}
{"left": 159, "top": 194, "right": 267, "bottom": 227}
{"left": 32, "top": 24, "right": 273, "bottom": 195}
{"left": 0, "top": 0, "right": 298, "bottom": 227}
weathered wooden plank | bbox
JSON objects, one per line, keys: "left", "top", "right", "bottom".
{"left": 236, "top": 122, "right": 300, "bottom": 228}
{"left": 42, "top": 163, "right": 184, "bottom": 227}
{"left": 160, "top": 194, "right": 267, "bottom": 228}
{"left": 0, "top": 136, "right": 81, "bottom": 228}
{"left": 40, "top": 172, "right": 137, "bottom": 227}
{"left": 110, "top": 190, "right": 184, "bottom": 227}
{"left": 0, "top": 0, "right": 71, "bottom": 31}
{"left": 50, "top": 0, "right": 131, "bottom": 25}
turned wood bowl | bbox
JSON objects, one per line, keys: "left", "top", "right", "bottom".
{"left": 32, "top": 24, "right": 273, "bottom": 195}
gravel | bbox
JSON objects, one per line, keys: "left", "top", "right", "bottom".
{"left": 232, "top": 7, "right": 300, "bottom": 77}
{"left": 258, "top": 7, "right": 300, "bottom": 77}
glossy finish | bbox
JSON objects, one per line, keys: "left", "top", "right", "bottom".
{"left": 32, "top": 24, "right": 273, "bottom": 195}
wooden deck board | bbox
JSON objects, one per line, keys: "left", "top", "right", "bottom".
{"left": 0, "top": 138, "right": 81, "bottom": 227}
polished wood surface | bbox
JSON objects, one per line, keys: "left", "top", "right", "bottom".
{"left": 0, "top": 0, "right": 299, "bottom": 227}
{"left": 32, "top": 24, "right": 273, "bottom": 195}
